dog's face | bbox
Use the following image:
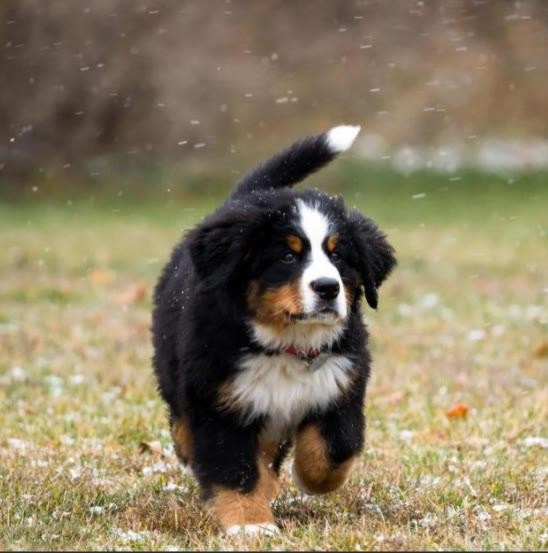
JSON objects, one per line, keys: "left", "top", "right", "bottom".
{"left": 247, "top": 199, "right": 357, "bottom": 331}
{"left": 188, "top": 190, "right": 395, "bottom": 347}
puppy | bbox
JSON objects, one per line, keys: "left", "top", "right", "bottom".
{"left": 152, "top": 125, "right": 396, "bottom": 536}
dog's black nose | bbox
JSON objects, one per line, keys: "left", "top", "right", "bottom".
{"left": 310, "top": 278, "right": 340, "bottom": 300}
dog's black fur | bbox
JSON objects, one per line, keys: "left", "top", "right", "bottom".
{"left": 152, "top": 126, "right": 396, "bottom": 533}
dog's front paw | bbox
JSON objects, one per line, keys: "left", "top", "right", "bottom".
{"left": 225, "top": 523, "right": 279, "bottom": 537}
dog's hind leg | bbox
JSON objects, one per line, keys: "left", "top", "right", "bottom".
{"left": 171, "top": 415, "right": 193, "bottom": 471}
{"left": 256, "top": 438, "right": 290, "bottom": 501}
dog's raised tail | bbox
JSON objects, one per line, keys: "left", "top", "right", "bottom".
{"left": 232, "top": 125, "right": 361, "bottom": 197}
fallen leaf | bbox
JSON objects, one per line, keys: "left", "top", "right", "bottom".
{"left": 446, "top": 402, "right": 470, "bottom": 419}
{"left": 114, "top": 282, "right": 146, "bottom": 305}
{"left": 90, "top": 268, "right": 114, "bottom": 285}
{"left": 138, "top": 441, "right": 163, "bottom": 456}
{"left": 533, "top": 341, "right": 548, "bottom": 358}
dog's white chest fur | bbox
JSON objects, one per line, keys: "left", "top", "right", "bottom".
{"left": 231, "top": 352, "right": 353, "bottom": 438}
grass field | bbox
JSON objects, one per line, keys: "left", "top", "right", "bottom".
{"left": 0, "top": 164, "right": 547, "bottom": 550}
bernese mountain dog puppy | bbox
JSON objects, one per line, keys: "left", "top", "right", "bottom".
{"left": 152, "top": 125, "right": 396, "bottom": 536}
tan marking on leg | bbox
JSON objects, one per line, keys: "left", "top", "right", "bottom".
{"left": 208, "top": 462, "right": 275, "bottom": 530}
{"left": 326, "top": 234, "right": 338, "bottom": 253}
{"left": 293, "top": 424, "right": 355, "bottom": 494}
{"left": 286, "top": 234, "right": 303, "bottom": 253}
{"left": 171, "top": 417, "right": 192, "bottom": 465}
{"left": 259, "top": 439, "right": 280, "bottom": 467}
{"left": 258, "top": 438, "right": 281, "bottom": 500}
{"left": 247, "top": 280, "right": 303, "bottom": 330}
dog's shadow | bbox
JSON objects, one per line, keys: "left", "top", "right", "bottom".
{"left": 273, "top": 486, "right": 386, "bottom": 529}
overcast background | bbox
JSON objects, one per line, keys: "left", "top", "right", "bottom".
{"left": 1, "top": 0, "right": 547, "bottom": 187}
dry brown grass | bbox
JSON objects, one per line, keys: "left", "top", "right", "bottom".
{"left": 0, "top": 174, "right": 547, "bottom": 549}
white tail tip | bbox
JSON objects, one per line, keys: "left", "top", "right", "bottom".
{"left": 326, "top": 125, "right": 361, "bottom": 153}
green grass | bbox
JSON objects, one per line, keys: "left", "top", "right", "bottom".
{"left": 0, "top": 164, "right": 547, "bottom": 550}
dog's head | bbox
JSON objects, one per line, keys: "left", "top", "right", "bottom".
{"left": 188, "top": 189, "right": 396, "bottom": 348}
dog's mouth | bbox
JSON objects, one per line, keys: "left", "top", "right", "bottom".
{"left": 289, "top": 307, "right": 341, "bottom": 323}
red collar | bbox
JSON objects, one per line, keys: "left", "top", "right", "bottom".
{"left": 282, "top": 345, "right": 322, "bottom": 362}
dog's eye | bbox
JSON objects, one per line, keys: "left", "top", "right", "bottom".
{"left": 330, "top": 251, "right": 341, "bottom": 262}
{"left": 281, "top": 252, "right": 296, "bottom": 264}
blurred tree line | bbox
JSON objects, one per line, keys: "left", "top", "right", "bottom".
{"left": 1, "top": 0, "right": 546, "bottom": 181}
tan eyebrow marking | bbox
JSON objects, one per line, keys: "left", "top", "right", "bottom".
{"left": 287, "top": 234, "right": 303, "bottom": 254}
{"left": 326, "top": 235, "right": 338, "bottom": 253}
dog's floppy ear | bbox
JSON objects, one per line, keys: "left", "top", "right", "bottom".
{"left": 187, "top": 204, "right": 265, "bottom": 291}
{"left": 347, "top": 210, "right": 396, "bottom": 309}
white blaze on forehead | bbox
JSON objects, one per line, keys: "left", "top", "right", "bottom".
{"left": 297, "top": 200, "right": 347, "bottom": 319}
